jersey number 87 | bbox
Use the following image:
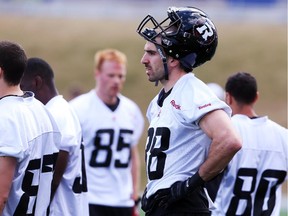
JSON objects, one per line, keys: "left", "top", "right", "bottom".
{"left": 14, "top": 153, "right": 58, "bottom": 215}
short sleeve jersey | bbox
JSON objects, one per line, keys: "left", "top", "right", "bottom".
{"left": 70, "top": 90, "right": 144, "bottom": 207}
{"left": 144, "top": 73, "right": 231, "bottom": 199}
{"left": 46, "top": 95, "right": 89, "bottom": 216}
{"left": 0, "top": 92, "right": 61, "bottom": 216}
{"left": 212, "top": 114, "right": 288, "bottom": 216}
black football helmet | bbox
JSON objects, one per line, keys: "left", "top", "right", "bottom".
{"left": 137, "top": 6, "right": 218, "bottom": 71}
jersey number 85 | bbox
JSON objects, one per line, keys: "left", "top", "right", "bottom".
{"left": 90, "top": 129, "right": 133, "bottom": 168}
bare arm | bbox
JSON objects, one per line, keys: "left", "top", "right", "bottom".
{"left": 50, "top": 150, "right": 69, "bottom": 202}
{"left": 199, "top": 109, "right": 242, "bottom": 181}
{"left": 0, "top": 156, "right": 17, "bottom": 214}
{"left": 131, "top": 145, "right": 140, "bottom": 202}
{"left": 153, "top": 109, "right": 242, "bottom": 208}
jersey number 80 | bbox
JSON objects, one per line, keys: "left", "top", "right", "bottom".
{"left": 227, "top": 168, "right": 286, "bottom": 215}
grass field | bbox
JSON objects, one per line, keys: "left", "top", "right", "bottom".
{"left": 0, "top": 13, "right": 286, "bottom": 214}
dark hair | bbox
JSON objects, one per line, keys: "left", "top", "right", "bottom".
{"left": 25, "top": 57, "right": 54, "bottom": 85}
{"left": 225, "top": 72, "right": 257, "bottom": 104}
{"left": 0, "top": 41, "right": 27, "bottom": 85}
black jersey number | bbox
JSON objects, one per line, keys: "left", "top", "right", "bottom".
{"left": 14, "top": 153, "right": 58, "bottom": 216}
{"left": 72, "top": 142, "right": 88, "bottom": 193}
{"left": 146, "top": 127, "right": 170, "bottom": 180}
{"left": 227, "top": 168, "right": 286, "bottom": 215}
{"left": 89, "top": 129, "right": 133, "bottom": 168}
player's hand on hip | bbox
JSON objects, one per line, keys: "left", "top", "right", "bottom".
{"left": 156, "top": 181, "right": 188, "bottom": 208}
{"left": 157, "top": 172, "right": 205, "bottom": 209}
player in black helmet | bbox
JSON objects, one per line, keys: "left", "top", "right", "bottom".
{"left": 136, "top": 6, "right": 242, "bottom": 215}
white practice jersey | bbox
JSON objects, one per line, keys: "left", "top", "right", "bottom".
{"left": 70, "top": 90, "right": 144, "bottom": 207}
{"left": 46, "top": 95, "right": 88, "bottom": 216}
{"left": 212, "top": 114, "right": 288, "bottom": 216}
{"left": 144, "top": 73, "right": 231, "bottom": 199}
{"left": 0, "top": 92, "right": 61, "bottom": 216}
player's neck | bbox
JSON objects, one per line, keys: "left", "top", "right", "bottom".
{"left": 162, "top": 70, "right": 186, "bottom": 92}
{"left": 96, "top": 89, "right": 118, "bottom": 106}
{"left": 234, "top": 106, "right": 257, "bottom": 118}
{"left": 0, "top": 84, "right": 23, "bottom": 98}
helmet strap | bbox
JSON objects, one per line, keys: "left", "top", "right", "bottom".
{"left": 155, "top": 45, "right": 169, "bottom": 84}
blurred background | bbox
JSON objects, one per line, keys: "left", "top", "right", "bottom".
{"left": 0, "top": 0, "right": 287, "bottom": 214}
{"left": 0, "top": 0, "right": 286, "bottom": 23}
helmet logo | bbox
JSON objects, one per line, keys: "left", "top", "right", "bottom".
{"left": 195, "top": 22, "right": 214, "bottom": 44}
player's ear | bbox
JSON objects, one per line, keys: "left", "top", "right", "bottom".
{"left": 168, "top": 57, "right": 178, "bottom": 66}
{"left": 0, "top": 67, "right": 3, "bottom": 79}
{"left": 225, "top": 92, "right": 232, "bottom": 105}
{"left": 34, "top": 75, "right": 43, "bottom": 90}
{"left": 254, "top": 91, "right": 259, "bottom": 103}
{"left": 168, "top": 57, "right": 180, "bottom": 71}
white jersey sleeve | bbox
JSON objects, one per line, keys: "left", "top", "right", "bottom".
{"left": 45, "top": 95, "right": 88, "bottom": 216}
{"left": 70, "top": 90, "right": 144, "bottom": 207}
{"left": 212, "top": 114, "right": 288, "bottom": 216}
{"left": 0, "top": 92, "right": 61, "bottom": 216}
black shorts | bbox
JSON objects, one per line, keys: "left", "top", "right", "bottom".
{"left": 89, "top": 204, "right": 133, "bottom": 216}
{"left": 142, "top": 187, "right": 211, "bottom": 216}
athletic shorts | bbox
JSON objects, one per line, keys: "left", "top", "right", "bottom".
{"left": 142, "top": 187, "right": 211, "bottom": 216}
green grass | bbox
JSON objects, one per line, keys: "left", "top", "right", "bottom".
{"left": 0, "top": 15, "right": 286, "bottom": 208}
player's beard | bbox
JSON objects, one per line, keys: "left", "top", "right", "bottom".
{"left": 147, "top": 68, "right": 166, "bottom": 84}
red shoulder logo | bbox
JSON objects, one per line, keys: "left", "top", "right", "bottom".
{"left": 198, "top": 103, "right": 211, "bottom": 110}
{"left": 170, "top": 100, "right": 181, "bottom": 110}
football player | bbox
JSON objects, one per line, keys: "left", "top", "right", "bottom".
{"left": 210, "top": 72, "right": 288, "bottom": 215}
{"left": 20, "top": 57, "right": 89, "bottom": 216}
{"left": 136, "top": 6, "right": 242, "bottom": 215}
{"left": 70, "top": 49, "right": 144, "bottom": 216}
{"left": 0, "top": 41, "right": 61, "bottom": 215}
